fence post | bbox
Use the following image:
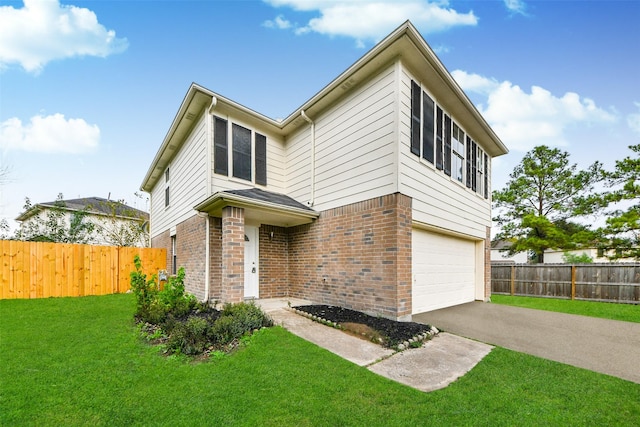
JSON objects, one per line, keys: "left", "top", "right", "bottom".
{"left": 510, "top": 265, "right": 515, "bottom": 296}
{"left": 571, "top": 265, "right": 577, "bottom": 300}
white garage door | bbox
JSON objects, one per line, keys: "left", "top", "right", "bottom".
{"left": 412, "top": 229, "right": 476, "bottom": 314}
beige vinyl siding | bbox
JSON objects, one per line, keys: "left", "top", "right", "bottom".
{"left": 150, "top": 112, "right": 208, "bottom": 238}
{"left": 210, "top": 114, "right": 287, "bottom": 195}
{"left": 289, "top": 64, "right": 398, "bottom": 211}
{"left": 397, "top": 64, "right": 491, "bottom": 239}
{"left": 285, "top": 126, "right": 312, "bottom": 203}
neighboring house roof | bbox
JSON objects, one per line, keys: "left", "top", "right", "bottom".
{"left": 140, "top": 20, "right": 508, "bottom": 193}
{"left": 491, "top": 240, "right": 514, "bottom": 251}
{"left": 16, "top": 197, "right": 149, "bottom": 222}
{"left": 194, "top": 188, "right": 319, "bottom": 228}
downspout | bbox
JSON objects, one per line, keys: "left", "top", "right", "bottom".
{"left": 202, "top": 97, "right": 217, "bottom": 302}
{"left": 301, "top": 110, "right": 315, "bottom": 206}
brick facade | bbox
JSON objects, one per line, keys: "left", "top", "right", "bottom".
{"left": 152, "top": 193, "right": 488, "bottom": 319}
{"left": 208, "top": 217, "right": 223, "bottom": 303}
{"left": 259, "top": 225, "right": 289, "bottom": 299}
{"left": 151, "top": 229, "right": 171, "bottom": 274}
{"left": 176, "top": 215, "right": 207, "bottom": 299}
{"left": 288, "top": 193, "right": 412, "bottom": 320}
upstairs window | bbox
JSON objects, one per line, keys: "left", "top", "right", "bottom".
{"left": 215, "top": 118, "right": 267, "bottom": 185}
{"left": 409, "top": 80, "right": 489, "bottom": 196}
{"left": 451, "top": 122, "right": 465, "bottom": 183}
{"left": 232, "top": 124, "right": 252, "bottom": 181}
{"left": 410, "top": 81, "right": 435, "bottom": 163}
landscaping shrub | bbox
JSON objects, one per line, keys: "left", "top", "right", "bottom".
{"left": 166, "top": 316, "right": 210, "bottom": 355}
{"left": 211, "top": 302, "right": 273, "bottom": 345}
{"left": 129, "top": 257, "right": 273, "bottom": 357}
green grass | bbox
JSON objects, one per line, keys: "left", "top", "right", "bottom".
{"left": 1, "top": 295, "right": 639, "bottom": 426}
{"left": 492, "top": 294, "right": 640, "bottom": 323}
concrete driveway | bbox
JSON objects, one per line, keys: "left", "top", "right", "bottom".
{"left": 413, "top": 301, "right": 640, "bottom": 384}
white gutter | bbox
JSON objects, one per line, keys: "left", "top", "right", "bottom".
{"left": 300, "top": 110, "right": 315, "bottom": 207}
{"left": 202, "top": 97, "right": 217, "bottom": 303}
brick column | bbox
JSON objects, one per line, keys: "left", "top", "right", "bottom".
{"left": 221, "top": 206, "right": 245, "bottom": 303}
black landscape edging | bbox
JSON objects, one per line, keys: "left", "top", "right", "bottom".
{"left": 290, "top": 305, "right": 439, "bottom": 351}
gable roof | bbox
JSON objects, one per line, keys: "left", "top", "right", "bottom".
{"left": 16, "top": 197, "right": 148, "bottom": 222}
{"left": 141, "top": 20, "right": 508, "bottom": 192}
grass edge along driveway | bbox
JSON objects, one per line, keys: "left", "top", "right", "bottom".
{"left": 491, "top": 294, "right": 640, "bottom": 323}
{"left": 1, "top": 294, "right": 639, "bottom": 426}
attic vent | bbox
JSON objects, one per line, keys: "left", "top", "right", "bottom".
{"left": 341, "top": 78, "right": 356, "bottom": 91}
{"left": 185, "top": 112, "right": 196, "bottom": 121}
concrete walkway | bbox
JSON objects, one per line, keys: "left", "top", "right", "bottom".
{"left": 258, "top": 298, "right": 493, "bottom": 392}
{"left": 413, "top": 301, "right": 640, "bottom": 384}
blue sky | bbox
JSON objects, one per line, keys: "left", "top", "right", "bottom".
{"left": 1, "top": 0, "right": 639, "bottom": 229}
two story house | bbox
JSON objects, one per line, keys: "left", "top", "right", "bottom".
{"left": 141, "top": 21, "right": 508, "bottom": 320}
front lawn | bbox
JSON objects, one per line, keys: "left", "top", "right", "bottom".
{"left": 1, "top": 294, "right": 639, "bottom": 426}
{"left": 491, "top": 294, "right": 640, "bottom": 323}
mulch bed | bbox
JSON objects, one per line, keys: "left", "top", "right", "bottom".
{"left": 292, "top": 304, "right": 435, "bottom": 348}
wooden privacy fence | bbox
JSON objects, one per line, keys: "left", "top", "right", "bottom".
{"left": 0, "top": 240, "right": 166, "bottom": 300}
{"left": 492, "top": 263, "right": 640, "bottom": 304}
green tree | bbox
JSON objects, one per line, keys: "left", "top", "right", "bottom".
{"left": 493, "top": 145, "right": 603, "bottom": 263}
{"left": 562, "top": 252, "right": 594, "bottom": 264}
{"left": 599, "top": 144, "right": 640, "bottom": 259}
{"left": 15, "top": 194, "right": 95, "bottom": 244}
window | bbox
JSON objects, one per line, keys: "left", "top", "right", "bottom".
{"left": 215, "top": 118, "right": 267, "bottom": 185}
{"left": 214, "top": 116, "right": 228, "bottom": 175}
{"left": 408, "top": 80, "right": 488, "bottom": 194}
{"left": 171, "top": 235, "right": 177, "bottom": 274}
{"left": 477, "top": 146, "right": 484, "bottom": 197}
{"left": 232, "top": 124, "right": 252, "bottom": 181}
{"left": 164, "top": 167, "right": 170, "bottom": 207}
{"left": 451, "top": 123, "right": 465, "bottom": 183}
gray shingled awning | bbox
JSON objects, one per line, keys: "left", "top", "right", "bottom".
{"left": 194, "top": 188, "right": 318, "bottom": 227}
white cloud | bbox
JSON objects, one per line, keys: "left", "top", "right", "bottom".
{"left": 263, "top": 14, "right": 293, "bottom": 30}
{"left": 263, "top": 0, "right": 477, "bottom": 46}
{"left": 453, "top": 70, "right": 617, "bottom": 151}
{"left": 0, "top": 114, "right": 100, "bottom": 154}
{"left": 628, "top": 102, "right": 640, "bottom": 135}
{"left": 0, "top": 0, "right": 128, "bottom": 73}
{"left": 504, "top": 0, "right": 527, "bottom": 16}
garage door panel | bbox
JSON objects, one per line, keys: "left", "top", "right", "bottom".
{"left": 412, "top": 229, "right": 476, "bottom": 314}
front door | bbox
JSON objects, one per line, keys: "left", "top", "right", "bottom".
{"left": 244, "top": 225, "right": 259, "bottom": 299}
